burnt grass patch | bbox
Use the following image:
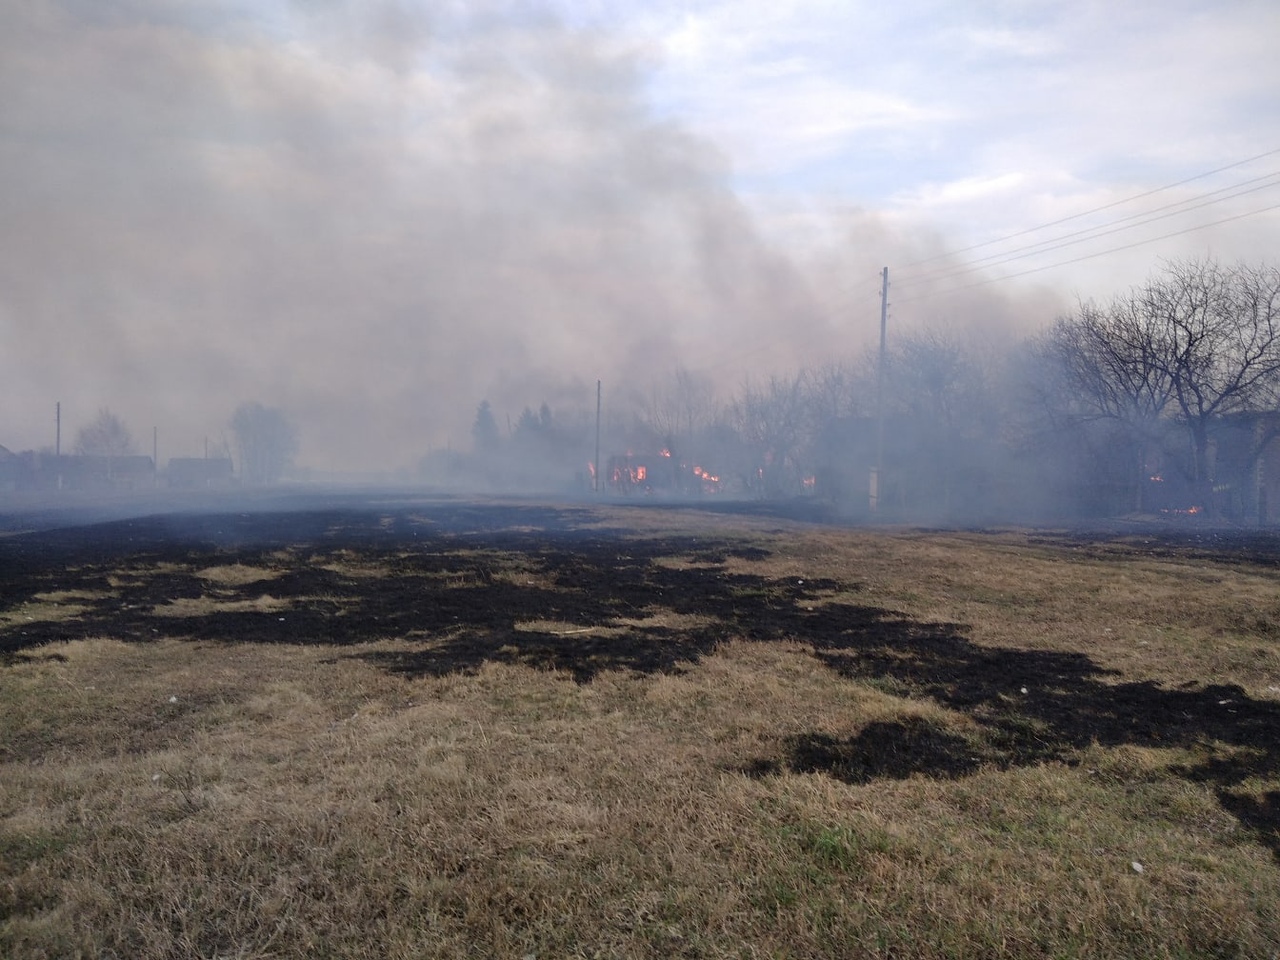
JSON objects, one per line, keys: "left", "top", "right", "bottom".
{"left": 1026, "top": 524, "right": 1280, "bottom": 568}
{"left": 3, "top": 500, "right": 1280, "bottom": 859}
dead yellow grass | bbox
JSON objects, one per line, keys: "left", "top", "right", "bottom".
{"left": 151, "top": 594, "right": 290, "bottom": 616}
{"left": 195, "top": 563, "right": 283, "bottom": 586}
{"left": 0, "top": 587, "right": 114, "bottom": 631}
{"left": 3, "top": 509, "right": 1280, "bottom": 958}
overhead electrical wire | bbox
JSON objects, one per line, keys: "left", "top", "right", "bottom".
{"left": 899, "top": 145, "right": 1280, "bottom": 270}
{"left": 697, "top": 148, "right": 1280, "bottom": 370}
{"left": 897, "top": 172, "right": 1280, "bottom": 288}
{"left": 889, "top": 147, "right": 1280, "bottom": 303}
{"left": 894, "top": 200, "right": 1280, "bottom": 304}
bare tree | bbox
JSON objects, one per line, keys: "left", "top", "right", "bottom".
{"left": 887, "top": 329, "right": 980, "bottom": 426}
{"left": 1042, "top": 259, "right": 1280, "bottom": 514}
{"left": 1150, "top": 259, "right": 1280, "bottom": 507}
{"left": 642, "top": 365, "right": 718, "bottom": 455}
{"left": 729, "top": 373, "right": 810, "bottom": 496}
{"left": 230, "top": 402, "right": 298, "bottom": 484}
{"left": 75, "top": 408, "right": 135, "bottom": 457}
{"left": 881, "top": 328, "right": 1008, "bottom": 516}
{"left": 804, "top": 360, "right": 862, "bottom": 425}
{"left": 1042, "top": 295, "right": 1176, "bottom": 510}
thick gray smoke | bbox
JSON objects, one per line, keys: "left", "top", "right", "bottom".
{"left": 0, "top": 1, "right": 1057, "bottom": 474}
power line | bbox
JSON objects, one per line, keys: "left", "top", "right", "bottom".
{"left": 900, "top": 146, "right": 1280, "bottom": 269}
{"left": 895, "top": 201, "right": 1280, "bottom": 304}
{"left": 700, "top": 189, "right": 1279, "bottom": 368}
{"left": 898, "top": 173, "right": 1280, "bottom": 287}
{"left": 685, "top": 151, "right": 1280, "bottom": 371}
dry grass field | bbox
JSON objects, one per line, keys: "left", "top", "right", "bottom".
{"left": 2, "top": 496, "right": 1279, "bottom": 958}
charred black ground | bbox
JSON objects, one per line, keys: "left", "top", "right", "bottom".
{"left": 2, "top": 496, "right": 1278, "bottom": 859}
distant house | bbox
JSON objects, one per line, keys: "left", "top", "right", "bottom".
{"left": 1205, "top": 411, "right": 1280, "bottom": 524}
{"left": 3, "top": 452, "right": 155, "bottom": 491}
{"left": 807, "top": 410, "right": 1280, "bottom": 525}
{"left": 1128, "top": 412, "right": 1280, "bottom": 523}
{"left": 167, "top": 457, "right": 234, "bottom": 489}
{"left": 604, "top": 451, "right": 723, "bottom": 496}
{"left": 74, "top": 455, "right": 156, "bottom": 490}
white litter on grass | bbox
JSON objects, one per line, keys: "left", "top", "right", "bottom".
{"left": 1020, "top": 687, "right": 1029, "bottom": 694}
{"left": 151, "top": 774, "right": 161, "bottom": 783}
{"left": 168, "top": 695, "right": 178, "bottom": 704}
{"left": 1131, "top": 861, "right": 1144, "bottom": 874}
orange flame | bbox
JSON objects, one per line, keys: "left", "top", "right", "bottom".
{"left": 611, "top": 464, "right": 647, "bottom": 486}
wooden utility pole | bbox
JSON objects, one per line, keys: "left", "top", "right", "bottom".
{"left": 872, "top": 267, "right": 889, "bottom": 513}
{"left": 594, "top": 379, "right": 602, "bottom": 493}
{"left": 55, "top": 401, "right": 63, "bottom": 490}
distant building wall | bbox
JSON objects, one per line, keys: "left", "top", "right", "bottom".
{"left": 1210, "top": 413, "right": 1280, "bottom": 524}
{"left": 167, "top": 457, "right": 234, "bottom": 489}
{"left": 1, "top": 452, "right": 155, "bottom": 491}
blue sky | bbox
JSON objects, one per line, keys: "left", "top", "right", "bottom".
{"left": 615, "top": 1, "right": 1280, "bottom": 289}
{"left": 1, "top": 0, "right": 1277, "bottom": 469}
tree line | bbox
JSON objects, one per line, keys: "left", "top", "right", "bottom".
{"left": 1038, "top": 259, "right": 1280, "bottom": 516}
{"left": 63, "top": 401, "right": 298, "bottom": 486}
{"left": 443, "top": 259, "right": 1280, "bottom": 522}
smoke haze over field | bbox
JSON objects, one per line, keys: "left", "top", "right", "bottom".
{"left": 1, "top": 2, "right": 1275, "bottom": 473}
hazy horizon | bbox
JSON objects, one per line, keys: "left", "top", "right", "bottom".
{"left": 2, "top": 1, "right": 1276, "bottom": 473}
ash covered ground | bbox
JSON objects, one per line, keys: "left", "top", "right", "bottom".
{"left": 2, "top": 493, "right": 1278, "bottom": 856}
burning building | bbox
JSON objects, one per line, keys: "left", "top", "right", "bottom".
{"left": 606, "top": 449, "right": 722, "bottom": 495}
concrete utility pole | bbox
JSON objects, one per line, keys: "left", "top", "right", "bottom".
{"left": 872, "top": 267, "right": 889, "bottom": 513}
{"left": 594, "top": 379, "right": 602, "bottom": 493}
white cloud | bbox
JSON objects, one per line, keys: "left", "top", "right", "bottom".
{"left": 960, "top": 25, "right": 1058, "bottom": 59}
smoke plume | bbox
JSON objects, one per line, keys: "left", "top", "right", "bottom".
{"left": 0, "top": 1, "right": 1055, "bottom": 472}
